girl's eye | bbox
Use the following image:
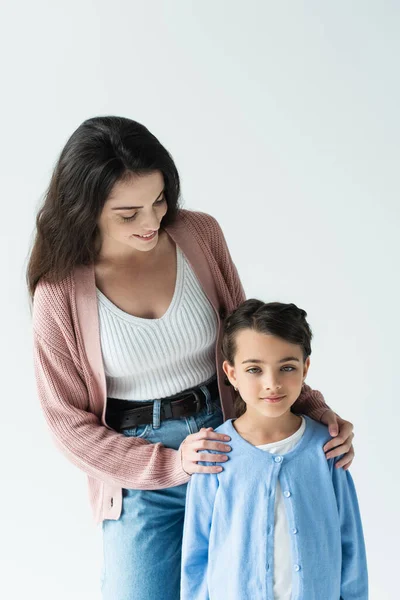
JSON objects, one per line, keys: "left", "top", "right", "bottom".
{"left": 281, "top": 366, "right": 296, "bottom": 372}
{"left": 246, "top": 367, "right": 261, "bottom": 374}
{"left": 155, "top": 197, "right": 166, "bottom": 205}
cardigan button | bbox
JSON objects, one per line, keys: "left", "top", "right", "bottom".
{"left": 283, "top": 490, "right": 291, "bottom": 497}
{"left": 294, "top": 564, "right": 301, "bottom": 572}
{"left": 292, "top": 528, "right": 298, "bottom": 534}
{"left": 274, "top": 456, "right": 283, "bottom": 463}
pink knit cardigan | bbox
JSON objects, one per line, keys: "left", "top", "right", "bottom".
{"left": 32, "top": 210, "right": 329, "bottom": 523}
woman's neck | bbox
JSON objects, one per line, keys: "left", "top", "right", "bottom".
{"left": 233, "top": 410, "right": 302, "bottom": 446}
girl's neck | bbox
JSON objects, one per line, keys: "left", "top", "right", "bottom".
{"left": 233, "top": 410, "right": 302, "bottom": 447}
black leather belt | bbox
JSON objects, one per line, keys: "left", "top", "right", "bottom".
{"left": 106, "top": 377, "right": 219, "bottom": 432}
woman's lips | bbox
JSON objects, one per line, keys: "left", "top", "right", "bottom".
{"left": 132, "top": 230, "right": 158, "bottom": 241}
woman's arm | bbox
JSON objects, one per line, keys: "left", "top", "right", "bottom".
{"left": 34, "top": 332, "right": 191, "bottom": 490}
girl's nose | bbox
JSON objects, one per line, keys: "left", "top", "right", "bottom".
{"left": 263, "top": 379, "right": 282, "bottom": 391}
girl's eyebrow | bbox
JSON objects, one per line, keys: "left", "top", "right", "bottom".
{"left": 242, "top": 359, "right": 264, "bottom": 364}
{"left": 111, "top": 189, "right": 165, "bottom": 211}
{"left": 241, "top": 356, "right": 300, "bottom": 364}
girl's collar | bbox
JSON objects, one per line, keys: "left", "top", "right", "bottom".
{"left": 224, "top": 415, "right": 315, "bottom": 463}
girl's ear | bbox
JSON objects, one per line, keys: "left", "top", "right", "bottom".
{"left": 302, "top": 356, "right": 311, "bottom": 382}
{"left": 223, "top": 360, "right": 237, "bottom": 388}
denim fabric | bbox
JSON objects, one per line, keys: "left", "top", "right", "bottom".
{"left": 101, "top": 381, "right": 224, "bottom": 600}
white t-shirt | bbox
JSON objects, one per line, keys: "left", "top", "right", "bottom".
{"left": 257, "top": 417, "right": 306, "bottom": 600}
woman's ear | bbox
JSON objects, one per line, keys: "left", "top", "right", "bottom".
{"left": 223, "top": 360, "right": 237, "bottom": 388}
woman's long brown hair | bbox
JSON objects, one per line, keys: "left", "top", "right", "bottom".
{"left": 27, "top": 116, "right": 181, "bottom": 297}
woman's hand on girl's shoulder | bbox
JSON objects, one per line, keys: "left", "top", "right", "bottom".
{"left": 321, "top": 410, "right": 355, "bottom": 470}
{"left": 180, "top": 427, "right": 231, "bottom": 475}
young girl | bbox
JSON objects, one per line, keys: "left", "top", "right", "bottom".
{"left": 181, "top": 300, "right": 368, "bottom": 600}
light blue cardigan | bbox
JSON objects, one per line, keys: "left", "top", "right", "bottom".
{"left": 181, "top": 416, "right": 368, "bottom": 600}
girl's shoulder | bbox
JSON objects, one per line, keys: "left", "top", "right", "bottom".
{"left": 213, "top": 419, "right": 234, "bottom": 437}
{"left": 302, "top": 415, "right": 332, "bottom": 450}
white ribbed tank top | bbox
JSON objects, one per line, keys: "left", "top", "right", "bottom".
{"left": 96, "top": 246, "right": 218, "bottom": 401}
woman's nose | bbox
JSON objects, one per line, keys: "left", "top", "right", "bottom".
{"left": 140, "top": 211, "right": 160, "bottom": 229}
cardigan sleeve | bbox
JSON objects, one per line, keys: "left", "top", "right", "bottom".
{"left": 292, "top": 383, "right": 331, "bottom": 422}
{"left": 183, "top": 210, "right": 246, "bottom": 311}
{"left": 207, "top": 213, "right": 246, "bottom": 310}
{"left": 33, "top": 332, "right": 190, "bottom": 490}
{"left": 181, "top": 469, "right": 219, "bottom": 600}
{"left": 330, "top": 460, "right": 368, "bottom": 599}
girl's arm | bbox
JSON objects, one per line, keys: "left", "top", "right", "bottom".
{"left": 330, "top": 460, "right": 368, "bottom": 599}
{"left": 181, "top": 469, "right": 219, "bottom": 600}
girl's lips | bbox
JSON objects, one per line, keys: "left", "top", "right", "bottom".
{"left": 262, "top": 395, "right": 286, "bottom": 403}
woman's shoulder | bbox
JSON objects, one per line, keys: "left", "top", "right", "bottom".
{"left": 174, "top": 209, "right": 225, "bottom": 246}
{"left": 32, "top": 273, "right": 75, "bottom": 333}
{"left": 176, "top": 209, "right": 222, "bottom": 232}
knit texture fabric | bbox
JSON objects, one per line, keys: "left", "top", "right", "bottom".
{"left": 97, "top": 246, "right": 218, "bottom": 400}
{"left": 32, "top": 210, "right": 330, "bottom": 522}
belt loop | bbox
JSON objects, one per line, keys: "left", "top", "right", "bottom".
{"left": 153, "top": 399, "right": 161, "bottom": 429}
{"left": 199, "top": 384, "right": 213, "bottom": 415}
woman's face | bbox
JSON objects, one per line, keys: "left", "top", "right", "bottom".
{"left": 97, "top": 171, "right": 168, "bottom": 254}
{"left": 223, "top": 329, "right": 310, "bottom": 420}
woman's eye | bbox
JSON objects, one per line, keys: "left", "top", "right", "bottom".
{"left": 281, "top": 366, "right": 296, "bottom": 372}
{"left": 155, "top": 197, "right": 166, "bottom": 205}
{"left": 120, "top": 214, "right": 137, "bottom": 222}
{"left": 246, "top": 368, "right": 261, "bottom": 374}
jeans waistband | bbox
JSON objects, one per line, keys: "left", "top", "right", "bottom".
{"left": 107, "top": 375, "right": 219, "bottom": 429}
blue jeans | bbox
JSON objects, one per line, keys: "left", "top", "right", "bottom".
{"left": 101, "top": 383, "right": 224, "bottom": 600}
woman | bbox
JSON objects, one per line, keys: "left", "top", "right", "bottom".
{"left": 28, "top": 116, "right": 354, "bottom": 600}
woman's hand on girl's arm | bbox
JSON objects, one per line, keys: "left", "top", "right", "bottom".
{"left": 180, "top": 427, "right": 231, "bottom": 475}
{"left": 321, "top": 410, "right": 355, "bottom": 470}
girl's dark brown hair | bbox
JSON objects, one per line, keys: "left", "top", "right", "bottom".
{"left": 221, "top": 299, "right": 313, "bottom": 417}
{"left": 27, "top": 116, "right": 181, "bottom": 297}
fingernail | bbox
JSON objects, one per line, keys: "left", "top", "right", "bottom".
{"left": 217, "top": 467, "right": 223, "bottom": 472}
{"left": 224, "top": 436, "right": 231, "bottom": 441}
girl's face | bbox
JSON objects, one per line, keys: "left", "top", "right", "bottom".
{"left": 223, "top": 329, "right": 310, "bottom": 420}
{"left": 97, "top": 171, "right": 168, "bottom": 255}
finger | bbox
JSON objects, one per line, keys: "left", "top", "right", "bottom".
{"left": 325, "top": 441, "right": 353, "bottom": 460}
{"left": 327, "top": 414, "right": 339, "bottom": 437}
{"left": 195, "top": 428, "right": 231, "bottom": 442}
{"left": 196, "top": 453, "right": 229, "bottom": 463}
{"left": 324, "top": 432, "right": 354, "bottom": 453}
{"left": 194, "top": 440, "right": 232, "bottom": 453}
{"left": 194, "top": 464, "right": 224, "bottom": 474}
{"left": 335, "top": 449, "right": 355, "bottom": 470}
